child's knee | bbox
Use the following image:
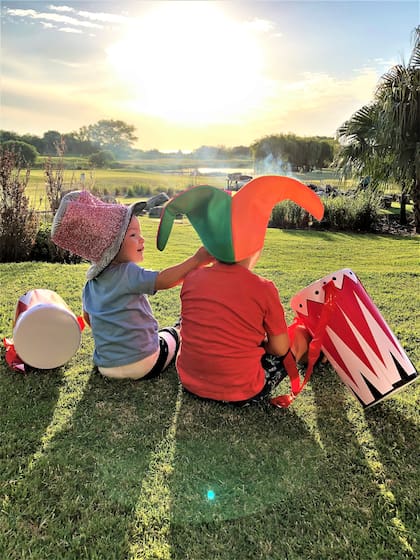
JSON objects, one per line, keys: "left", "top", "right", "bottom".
{"left": 159, "top": 327, "right": 180, "bottom": 369}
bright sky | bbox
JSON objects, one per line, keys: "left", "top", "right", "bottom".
{"left": 1, "top": 1, "right": 418, "bottom": 152}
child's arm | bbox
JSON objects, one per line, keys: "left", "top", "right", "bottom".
{"left": 264, "top": 332, "right": 290, "bottom": 357}
{"left": 155, "top": 247, "right": 214, "bottom": 290}
{"left": 82, "top": 309, "right": 91, "bottom": 327}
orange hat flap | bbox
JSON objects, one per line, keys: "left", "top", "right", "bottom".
{"left": 231, "top": 176, "right": 324, "bottom": 261}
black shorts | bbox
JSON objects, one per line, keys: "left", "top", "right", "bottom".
{"left": 183, "top": 354, "right": 288, "bottom": 407}
{"left": 229, "top": 354, "right": 288, "bottom": 406}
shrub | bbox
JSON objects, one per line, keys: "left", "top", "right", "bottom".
{"left": 269, "top": 192, "right": 382, "bottom": 232}
{"left": 44, "top": 138, "right": 77, "bottom": 213}
{"left": 0, "top": 140, "right": 39, "bottom": 166}
{"left": 316, "top": 193, "right": 382, "bottom": 232}
{"left": 89, "top": 150, "right": 115, "bottom": 168}
{"left": 133, "top": 184, "right": 152, "bottom": 196}
{"left": 29, "top": 222, "right": 82, "bottom": 264}
{"left": 0, "top": 150, "right": 39, "bottom": 262}
{"left": 270, "top": 201, "right": 310, "bottom": 229}
{"left": 45, "top": 156, "right": 66, "bottom": 214}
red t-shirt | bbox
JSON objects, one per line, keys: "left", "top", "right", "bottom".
{"left": 177, "top": 262, "right": 288, "bottom": 401}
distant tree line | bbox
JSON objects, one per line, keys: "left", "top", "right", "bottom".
{"left": 0, "top": 120, "right": 136, "bottom": 160}
{"left": 251, "top": 134, "right": 336, "bottom": 173}
{"left": 0, "top": 124, "right": 255, "bottom": 162}
{"left": 0, "top": 121, "right": 336, "bottom": 172}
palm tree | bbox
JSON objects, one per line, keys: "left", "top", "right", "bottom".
{"left": 336, "top": 26, "right": 420, "bottom": 232}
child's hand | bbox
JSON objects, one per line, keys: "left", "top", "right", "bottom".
{"left": 155, "top": 247, "right": 215, "bottom": 291}
{"left": 193, "top": 246, "right": 215, "bottom": 267}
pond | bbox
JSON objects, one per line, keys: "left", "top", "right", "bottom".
{"left": 184, "top": 167, "right": 255, "bottom": 176}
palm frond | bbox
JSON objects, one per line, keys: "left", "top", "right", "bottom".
{"left": 408, "top": 25, "right": 420, "bottom": 68}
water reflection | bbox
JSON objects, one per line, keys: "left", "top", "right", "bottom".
{"left": 184, "top": 167, "right": 254, "bottom": 176}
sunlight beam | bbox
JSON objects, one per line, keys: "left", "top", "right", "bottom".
{"left": 128, "top": 384, "right": 183, "bottom": 559}
{"left": 346, "top": 402, "right": 414, "bottom": 555}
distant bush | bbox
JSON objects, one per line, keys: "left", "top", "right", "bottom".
{"left": 0, "top": 140, "right": 39, "bottom": 167}
{"left": 0, "top": 150, "right": 39, "bottom": 262}
{"left": 89, "top": 150, "right": 115, "bottom": 168}
{"left": 269, "top": 192, "right": 382, "bottom": 232}
{"left": 134, "top": 184, "right": 152, "bottom": 196}
{"left": 30, "top": 222, "right": 82, "bottom": 264}
{"left": 123, "top": 185, "right": 153, "bottom": 198}
{"left": 270, "top": 201, "right": 310, "bottom": 229}
{"left": 316, "top": 193, "right": 382, "bottom": 232}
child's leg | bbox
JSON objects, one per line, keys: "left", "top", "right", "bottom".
{"left": 288, "top": 318, "right": 312, "bottom": 364}
{"left": 228, "top": 354, "right": 289, "bottom": 406}
{"left": 142, "top": 327, "right": 180, "bottom": 379}
{"left": 258, "top": 354, "right": 289, "bottom": 395}
{"left": 159, "top": 327, "right": 180, "bottom": 369}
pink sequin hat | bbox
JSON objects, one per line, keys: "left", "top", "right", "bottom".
{"left": 51, "top": 190, "right": 146, "bottom": 280}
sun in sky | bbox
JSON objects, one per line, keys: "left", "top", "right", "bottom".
{"left": 106, "top": 2, "right": 273, "bottom": 125}
{"left": 1, "top": 0, "right": 416, "bottom": 150}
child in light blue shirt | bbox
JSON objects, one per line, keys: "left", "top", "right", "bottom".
{"left": 52, "top": 190, "right": 212, "bottom": 379}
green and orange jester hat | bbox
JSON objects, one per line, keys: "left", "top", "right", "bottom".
{"left": 157, "top": 175, "right": 324, "bottom": 262}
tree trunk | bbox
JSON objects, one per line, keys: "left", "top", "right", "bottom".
{"left": 413, "top": 178, "right": 420, "bottom": 234}
{"left": 400, "top": 193, "right": 407, "bottom": 225}
{"left": 399, "top": 179, "right": 411, "bottom": 225}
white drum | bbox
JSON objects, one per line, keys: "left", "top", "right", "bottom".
{"left": 13, "top": 289, "right": 82, "bottom": 369}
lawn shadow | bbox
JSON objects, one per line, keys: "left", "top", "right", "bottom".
{"left": 1, "top": 365, "right": 180, "bottom": 559}
{"left": 165, "top": 368, "right": 418, "bottom": 560}
{"left": 364, "top": 397, "right": 420, "bottom": 541}
{"left": 307, "top": 364, "right": 418, "bottom": 558}
{"left": 169, "top": 392, "right": 323, "bottom": 524}
{"left": 0, "top": 360, "right": 62, "bottom": 491}
{"left": 167, "top": 389, "right": 335, "bottom": 559}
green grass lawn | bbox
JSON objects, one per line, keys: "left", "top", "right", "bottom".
{"left": 27, "top": 168, "right": 226, "bottom": 211}
{"left": 25, "top": 164, "right": 358, "bottom": 211}
{"left": 1, "top": 220, "right": 419, "bottom": 559}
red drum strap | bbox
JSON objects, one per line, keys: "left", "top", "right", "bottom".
{"left": 271, "top": 280, "right": 337, "bottom": 408}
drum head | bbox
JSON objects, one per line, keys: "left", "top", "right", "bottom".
{"left": 13, "top": 304, "right": 81, "bottom": 369}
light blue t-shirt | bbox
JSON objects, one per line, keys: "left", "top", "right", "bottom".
{"left": 83, "top": 262, "right": 159, "bottom": 368}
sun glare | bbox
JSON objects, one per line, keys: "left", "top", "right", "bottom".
{"left": 107, "top": 2, "right": 270, "bottom": 124}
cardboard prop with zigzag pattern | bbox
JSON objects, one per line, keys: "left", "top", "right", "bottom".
{"left": 290, "top": 269, "right": 418, "bottom": 408}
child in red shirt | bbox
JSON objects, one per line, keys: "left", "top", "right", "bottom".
{"left": 157, "top": 176, "right": 324, "bottom": 406}
{"left": 178, "top": 250, "right": 290, "bottom": 404}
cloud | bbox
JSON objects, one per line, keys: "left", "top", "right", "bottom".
{"left": 1, "top": 72, "right": 118, "bottom": 135}
{"left": 6, "top": 8, "right": 103, "bottom": 29}
{"left": 266, "top": 67, "right": 380, "bottom": 115}
{"left": 59, "top": 27, "right": 83, "bottom": 34}
{"left": 1, "top": 63, "right": 132, "bottom": 120}
{"left": 77, "top": 10, "right": 128, "bottom": 24}
{"left": 245, "top": 66, "right": 383, "bottom": 138}
{"left": 49, "top": 5, "right": 74, "bottom": 13}
{"left": 48, "top": 58, "right": 86, "bottom": 68}
{"left": 5, "top": 6, "right": 128, "bottom": 33}
{"left": 49, "top": 3, "right": 129, "bottom": 23}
